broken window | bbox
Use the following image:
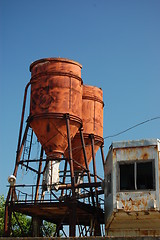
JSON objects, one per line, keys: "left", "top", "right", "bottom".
{"left": 119, "top": 161, "right": 155, "bottom": 191}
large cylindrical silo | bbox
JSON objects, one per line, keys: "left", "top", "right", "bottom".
{"left": 28, "top": 58, "right": 83, "bottom": 158}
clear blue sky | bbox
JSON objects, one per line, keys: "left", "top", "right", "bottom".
{"left": 0, "top": 0, "right": 160, "bottom": 197}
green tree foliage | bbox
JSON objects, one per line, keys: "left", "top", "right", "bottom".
{"left": 0, "top": 194, "right": 56, "bottom": 237}
{"left": 0, "top": 195, "right": 5, "bottom": 236}
{"left": 0, "top": 195, "right": 32, "bottom": 237}
{"left": 10, "top": 212, "right": 32, "bottom": 237}
{"left": 42, "top": 220, "right": 56, "bottom": 237}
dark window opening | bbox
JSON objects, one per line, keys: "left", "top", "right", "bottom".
{"left": 120, "top": 164, "right": 134, "bottom": 190}
{"left": 119, "top": 161, "right": 154, "bottom": 191}
{"left": 137, "top": 162, "right": 153, "bottom": 190}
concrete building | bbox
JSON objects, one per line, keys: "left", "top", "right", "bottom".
{"left": 105, "top": 139, "right": 160, "bottom": 237}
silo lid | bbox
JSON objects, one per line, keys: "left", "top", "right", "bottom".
{"left": 29, "top": 57, "right": 82, "bottom": 72}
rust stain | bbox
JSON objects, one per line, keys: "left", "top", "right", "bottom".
{"left": 117, "top": 191, "right": 155, "bottom": 212}
{"left": 141, "top": 152, "right": 149, "bottom": 160}
{"left": 113, "top": 149, "right": 116, "bottom": 158}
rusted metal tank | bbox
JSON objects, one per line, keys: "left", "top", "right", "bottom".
{"left": 65, "top": 85, "right": 104, "bottom": 170}
{"left": 28, "top": 58, "right": 82, "bottom": 157}
{"left": 82, "top": 85, "right": 103, "bottom": 137}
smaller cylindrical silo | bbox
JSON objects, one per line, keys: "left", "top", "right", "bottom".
{"left": 65, "top": 84, "right": 104, "bottom": 171}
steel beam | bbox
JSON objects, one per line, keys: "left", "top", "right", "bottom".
{"left": 35, "top": 147, "right": 43, "bottom": 201}
{"left": 65, "top": 114, "right": 76, "bottom": 237}
{"left": 79, "top": 128, "right": 95, "bottom": 207}
{"left": 90, "top": 134, "right": 99, "bottom": 207}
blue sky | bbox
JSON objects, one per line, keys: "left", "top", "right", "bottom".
{"left": 0, "top": 0, "right": 160, "bottom": 197}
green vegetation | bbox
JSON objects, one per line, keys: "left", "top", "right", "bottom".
{"left": 0, "top": 194, "right": 56, "bottom": 237}
{"left": 0, "top": 195, "right": 5, "bottom": 236}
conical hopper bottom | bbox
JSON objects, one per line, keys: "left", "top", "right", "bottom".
{"left": 29, "top": 114, "right": 81, "bottom": 156}
{"left": 66, "top": 133, "right": 103, "bottom": 171}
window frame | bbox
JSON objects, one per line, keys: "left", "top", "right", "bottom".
{"left": 118, "top": 159, "right": 155, "bottom": 192}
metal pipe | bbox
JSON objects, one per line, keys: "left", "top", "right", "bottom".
{"left": 17, "top": 81, "right": 31, "bottom": 155}
{"left": 35, "top": 147, "right": 43, "bottom": 201}
{"left": 19, "top": 157, "right": 67, "bottom": 163}
{"left": 58, "top": 181, "right": 102, "bottom": 190}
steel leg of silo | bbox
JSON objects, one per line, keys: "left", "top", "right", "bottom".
{"left": 94, "top": 219, "right": 101, "bottom": 236}
{"left": 79, "top": 127, "right": 95, "bottom": 207}
{"left": 90, "top": 135, "right": 102, "bottom": 236}
{"left": 55, "top": 224, "right": 60, "bottom": 237}
{"left": 35, "top": 146, "right": 43, "bottom": 202}
{"left": 90, "top": 134, "right": 99, "bottom": 207}
{"left": 4, "top": 205, "right": 12, "bottom": 236}
{"left": 8, "top": 207, "right": 12, "bottom": 236}
{"left": 65, "top": 114, "right": 76, "bottom": 237}
{"left": 65, "top": 115, "right": 76, "bottom": 199}
{"left": 4, "top": 204, "right": 9, "bottom": 236}
{"left": 32, "top": 216, "right": 42, "bottom": 237}
{"left": 4, "top": 83, "right": 30, "bottom": 236}
{"left": 4, "top": 123, "right": 29, "bottom": 235}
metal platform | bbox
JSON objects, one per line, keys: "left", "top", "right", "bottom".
{"left": 8, "top": 200, "right": 104, "bottom": 226}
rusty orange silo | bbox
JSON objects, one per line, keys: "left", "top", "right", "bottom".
{"left": 65, "top": 85, "right": 104, "bottom": 170}
{"left": 28, "top": 58, "right": 83, "bottom": 157}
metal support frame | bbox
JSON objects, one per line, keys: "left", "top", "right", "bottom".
{"left": 4, "top": 83, "right": 105, "bottom": 237}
